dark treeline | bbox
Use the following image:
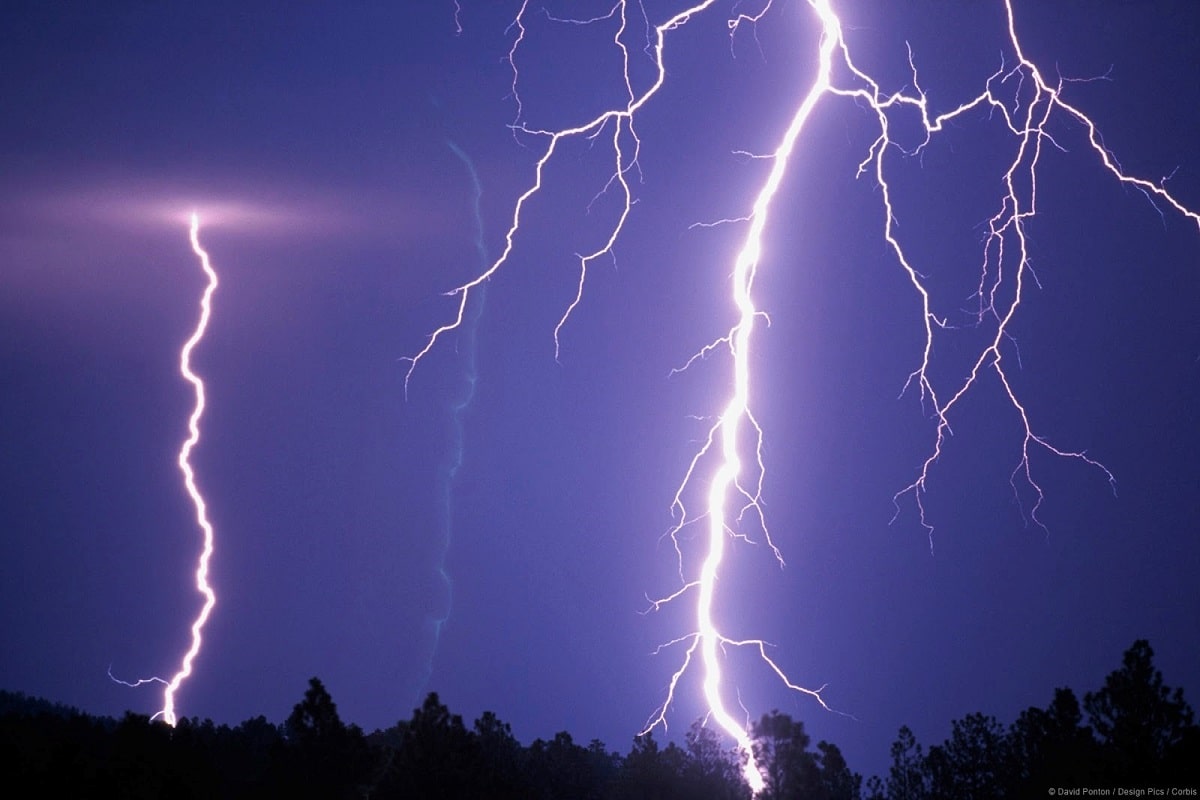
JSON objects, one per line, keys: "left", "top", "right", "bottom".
{"left": 0, "top": 639, "right": 1195, "bottom": 798}
{"left": 865, "top": 639, "right": 1198, "bottom": 799}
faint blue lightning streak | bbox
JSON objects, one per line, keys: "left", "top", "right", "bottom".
{"left": 417, "top": 140, "right": 490, "bottom": 693}
{"left": 416, "top": 0, "right": 1199, "bottom": 793}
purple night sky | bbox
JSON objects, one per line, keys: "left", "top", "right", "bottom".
{"left": 2, "top": 0, "right": 1197, "bottom": 780}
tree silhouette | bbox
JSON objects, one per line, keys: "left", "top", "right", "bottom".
{"left": 283, "top": 677, "right": 371, "bottom": 798}
{"left": 380, "top": 691, "right": 480, "bottom": 797}
{"left": 608, "top": 732, "right": 686, "bottom": 800}
{"left": 816, "top": 740, "right": 862, "bottom": 800}
{"left": 751, "top": 710, "right": 864, "bottom": 800}
{"left": 472, "top": 709, "right": 528, "bottom": 799}
{"left": 924, "top": 712, "right": 1007, "bottom": 800}
{"left": 526, "top": 730, "right": 614, "bottom": 800}
{"left": 681, "top": 721, "right": 752, "bottom": 800}
{"left": 1084, "top": 639, "right": 1198, "bottom": 784}
{"left": 879, "top": 725, "right": 927, "bottom": 800}
{"left": 1007, "top": 687, "right": 1097, "bottom": 793}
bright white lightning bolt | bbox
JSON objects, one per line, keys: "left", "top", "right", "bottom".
{"left": 156, "top": 211, "right": 220, "bottom": 726}
{"left": 131, "top": 211, "right": 223, "bottom": 727}
{"left": 114, "top": 212, "right": 219, "bottom": 724}
{"left": 127, "top": 212, "right": 220, "bottom": 727}
{"left": 416, "top": 1, "right": 1198, "bottom": 793}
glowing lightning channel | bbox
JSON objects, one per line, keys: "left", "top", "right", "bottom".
{"left": 413, "top": 0, "right": 1199, "bottom": 793}
{"left": 641, "top": 3, "right": 846, "bottom": 792}
{"left": 158, "top": 212, "right": 220, "bottom": 726}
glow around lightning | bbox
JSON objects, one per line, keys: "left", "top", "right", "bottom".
{"left": 412, "top": 0, "right": 1199, "bottom": 792}
{"left": 158, "top": 212, "right": 220, "bottom": 726}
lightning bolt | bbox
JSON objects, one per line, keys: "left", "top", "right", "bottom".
{"left": 413, "top": 1, "right": 1198, "bottom": 792}
{"left": 114, "top": 212, "right": 219, "bottom": 725}
{"left": 155, "top": 211, "right": 221, "bottom": 727}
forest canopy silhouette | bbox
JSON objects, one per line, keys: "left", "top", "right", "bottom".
{"left": 1, "top": 639, "right": 1195, "bottom": 798}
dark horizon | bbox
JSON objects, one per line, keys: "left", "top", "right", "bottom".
{"left": 4, "top": 634, "right": 1197, "bottom": 797}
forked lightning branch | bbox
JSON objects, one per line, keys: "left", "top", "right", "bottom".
{"left": 409, "top": 0, "right": 1199, "bottom": 793}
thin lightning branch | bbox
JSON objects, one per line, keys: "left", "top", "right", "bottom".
{"left": 504, "top": 1, "right": 531, "bottom": 134}
{"left": 403, "top": 0, "right": 733, "bottom": 390}
{"left": 157, "top": 212, "right": 220, "bottom": 726}
{"left": 857, "top": 3, "right": 1200, "bottom": 542}
{"left": 415, "top": 0, "right": 1198, "bottom": 793}
{"left": 107, "top": 665, "right": 166, "bottom": 690}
